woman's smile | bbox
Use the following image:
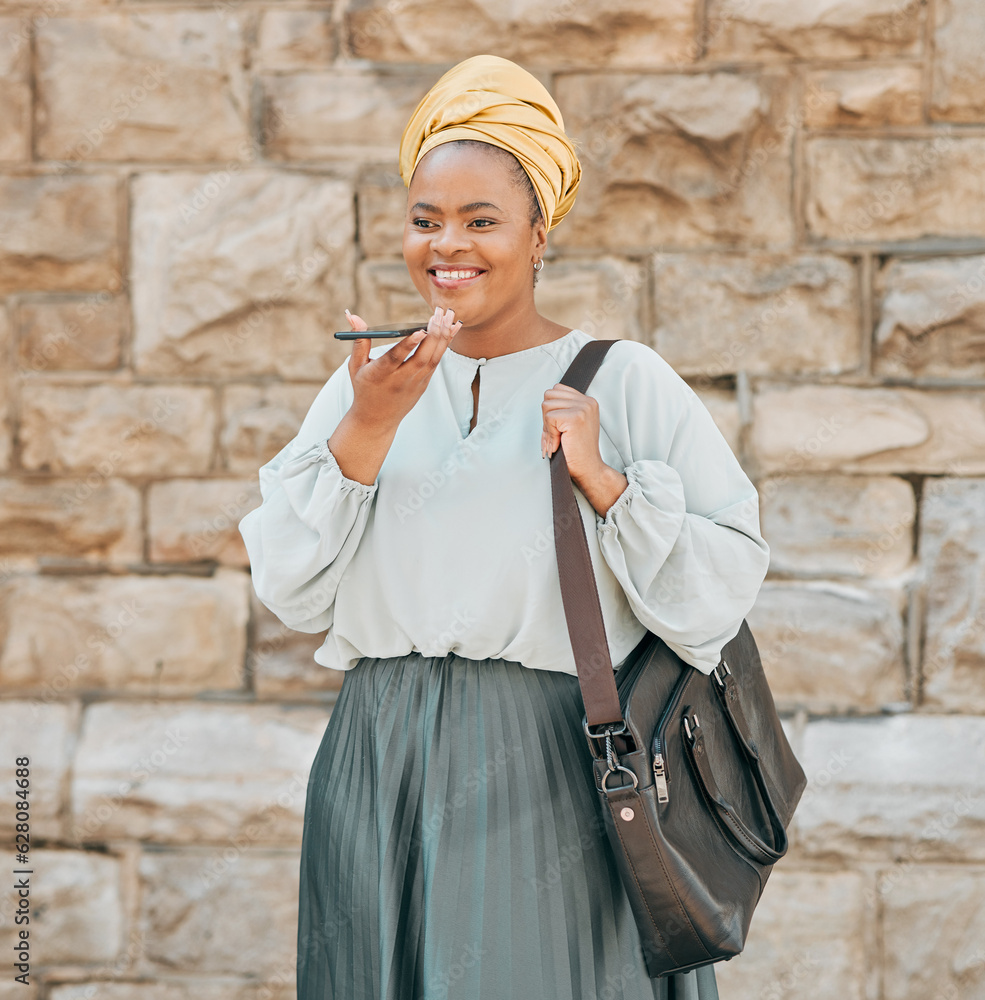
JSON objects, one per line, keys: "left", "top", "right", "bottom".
{"left": 428, "top": 265, "right": 487, "bottom": 289}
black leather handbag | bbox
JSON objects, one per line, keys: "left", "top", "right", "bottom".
{"left": 550, "top": 339, "right": 807, "bottom": 979}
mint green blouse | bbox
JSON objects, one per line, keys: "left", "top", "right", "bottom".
{"left": 238, "top": 329, "right": 770, "bottom": 678}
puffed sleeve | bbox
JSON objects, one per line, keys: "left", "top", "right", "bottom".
{"left": 593, "top": 344, "right": 770, "bottom": 674}
{"left": 238, "top": 360, "right": 378, "bottom": 633}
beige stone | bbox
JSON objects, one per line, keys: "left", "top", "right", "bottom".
{"left": 348, "top": 0, "right": 698, "bottom": 68}
{"left": 250, "top": 595, "right": 339, "bottom": 697}
{"left": 706, "top": 0, "right": 924, "bottom": 60}
{"left": 355, "top": 261, "right": 432, "bottom": 328}
{"left": 16, "top": 294, "right": 127, "bottom": 372}
{"left": 535, "top": 259, "right": 646, "bottom": 343}
{"left": 804, "top": 65, "right": 923, "bottom": 127}
{"left": 0, "top": 702, "right": 74, "bottom": 841}
{"left": 0, "top": 848, "right": 124, "bottom": 963}
{"left": 256, "top": 8, "right": 334, "bottom": 68}
{"left": 0, "top": 478, "right": 141, "bottom": 566}
{"left": 358, "top": 169, "right": 411, "bottom": 258}
{"left": 715, "top": 871, "right": 866, "bottom": 1000}
{"left": 881, "top": 870, "right": 985, "bottom": 999}
{"left": 148, "top": 479, "right": 259, "bottom": 566}
{"left": 553, "top": 72, "right": 795, "bottom": 250}
{"left": 792, "top": 715, "right": 985, "bottom": 862}
{"left": 19, "top": 383, "right": 215, "bottom": 476}
{"left": 932, "top": 0, "right": 985, "bottom": 122}
{"left": 0, "top": 175, "right": 121, "bottom": 294}
{"left": 691, "top": 388, "right": 742, "bottom": 457}
{"left": 72, "top": 701, "right": 327, "bottom": 843}
{"left": 0, "top": 307, "right": 10, "bottom": 471}
{"left": 746, "top": 581, "right": 906, "bottom": 713}
{"left": 131, "top": 171, "right": 355, "bottom": 379}
{"left": 759, "top": 474, "right": 915, "bottom": 577}
{"left": 137, "top": 850, "right": 298, "bottom": 976}
{"left": 51, "top": 984, "right": 294, "bottom": 1000}
{"left": 750, "top": 384, "right": 985, "bottom": 475}
{"left": 874, "top": 254, "right": 985, "bottom": 378}
{"left": 0, "top": 571, "right": 249, "bottom": 695}
{"left": 221, "top": 382, "right": 325, "bottom": 475}
{"left": 805, "top": 136, "right": 985, "bottom": 243}
{"left": 919, "top": 478, "right": 985, "bottom": 711}
{"left": 653, "top": 253, "right": 860, "bottom": 376}
{"left": 0, "top": 18, "right": 31, "bottom": 161}
{"left": 36, "top": 13, "right": 249, "bottom": 162}
{"left": 262, "top": 69, "right": 436, "bottom": 161}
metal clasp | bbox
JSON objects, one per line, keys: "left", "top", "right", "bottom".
{"left": 713, "top": 659, "right": 732, "bottom": 689}
{"left": 583, "top": 719, "right": 627, "bottom": 741}
{"left": 683, "top": 712, "right": 700, "bottom": 742}
{"left": 601, "top": 765, "right": 639, "bottom": 793}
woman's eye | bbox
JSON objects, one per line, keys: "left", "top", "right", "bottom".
{"left": 411, "top": 219, "right": 435, "bottom": 229}
{"left": 470, "top": 219, "right": 495, "bottom": 228}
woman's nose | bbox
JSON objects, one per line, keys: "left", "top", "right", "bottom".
{"left": 430, "top": 224, "right": 471, "bottom": 254}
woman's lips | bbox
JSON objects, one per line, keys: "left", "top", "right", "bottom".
{"left": 429, "top": 268, "right": 486, "bottom": 289}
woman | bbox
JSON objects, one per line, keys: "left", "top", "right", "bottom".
{"left": 239, "top": 54, "right": 770, "bottom": 1000}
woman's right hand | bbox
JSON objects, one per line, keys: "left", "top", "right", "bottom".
{"left": 344, "top": 306, "right": 463, "bottom": 433}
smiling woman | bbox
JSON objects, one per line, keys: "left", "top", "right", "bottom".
{"left": 239, "top": 53, "right": 769, "bottom": 1000}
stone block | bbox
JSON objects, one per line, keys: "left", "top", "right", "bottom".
{"left": 881, "top": 869, "right": 985, "bottom": 1000}
{"left": 0, "top": 175, "right": 121, "bottom": 294}
{"left": 653, "top": 253, "right": 860, "bottom": 376}
{"left": 71, "top": 701, "right": 327, "bottom": 844}
{"left": 347, "top": 0, "right": 699, "bottom": 68}
{"left": 792, "top": 715, "right": 985, "bottom": 862}
{"left": 250, "top": 594, "right": 339, "bottom": 697}
{"left": 874, "top": 254, "right": 985, "bottom": 378}
{"left": 148, "top": 479, "right": 260, "bottom": 566}
{"left": 705, "top": 0, "right": 924, "bottom": 60}
{"left": 553, "top": 71, "right": 795, "bottom": 250}
{"left": 0, "top": 307, "right": 10, "bottom": 471}
{"left": 750, "top": 384, "right": 985, "bottom": 475}
{"left": 19, "top": 383, "right": 215, "bottom": 476}
{"left": 805, "top": 136, "right": 985, "bottom": 243}
{"left": 221, "top": 382, "right": 324, "bottom": 475}
{"left": 804, "top": 65, "right": 923, "bottom": 128}
{"left": 137, "top": 850, "right": 298, "bottom": 976}
{"left": 758, "top": 474, "right": 915, "bottom": 577}
{"left": 715, "top": 871, "right": 867, "bottom": 1000}
{"left": 256, "top": 8, "right": 334, "bottom": 68}
{"left": 0, "top": 848, "right": 124, "bottom": 964}
{"left": 357, "top": 169, "right": 410, "bottom": 258}
{"left": 535, "top": 258, "right": 646, "bottom": 343}
{"left": 918, "top": 478, "right": 985, "bottom": 711}
{"left": 0, "top": 18, "right": 31, "bottom": 161}
{"left": 747, "top": 581, "right": 906, "bottom": 713}
{"left": 0, "top": 477, "right": 141, "bottom": 566}
{"left": 131, "top": 171, "right": 355, "bottom": 379}
{"left": 36, "top": 13, "right": 249, "bottom": 162}
{"left": 261, "top": 69, "right": 436, "bottom": 161}
{"left": 931, "top": 0, "right": 985, "bottom": 122}
{"left": 355, "top": 261, "right": 431, "bottom": 327}
{"left": 16, "top": 293, "right": 126, "bottom": 373}
{"left": 0, "top": 702, "right": 74, "bottom": 841}
{"left": 0, "top": 571, "right": 249, "bottom": 696}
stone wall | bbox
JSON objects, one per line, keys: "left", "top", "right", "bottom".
{"left": 1, "top": 1, "right": 984, "bottom": 998}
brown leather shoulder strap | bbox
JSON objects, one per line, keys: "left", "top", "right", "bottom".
{"left": 550, "top": 338, "right": 624, "bottom": 727}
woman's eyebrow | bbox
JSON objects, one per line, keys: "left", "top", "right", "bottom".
{"left": 409, "top": 201, "right": 502, "bottom": 213}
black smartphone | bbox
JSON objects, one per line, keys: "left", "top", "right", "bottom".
{"left": 334, "top": 323, "right": 431, "bottom": 340}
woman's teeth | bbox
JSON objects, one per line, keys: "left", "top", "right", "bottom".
{"left": 433, "top": 269, "right": 482, "bottom": 280}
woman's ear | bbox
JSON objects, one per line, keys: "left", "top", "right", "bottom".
{"left": 532, "top": 218, "right": 548, "bottom": 262}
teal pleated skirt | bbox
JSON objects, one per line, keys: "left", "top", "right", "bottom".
{"left": 297, "top": 651, "right": 721, "bottom": 1000}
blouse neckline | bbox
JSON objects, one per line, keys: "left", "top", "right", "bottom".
{"left": 445, "top": 328, "right": 583, "bottom": 365}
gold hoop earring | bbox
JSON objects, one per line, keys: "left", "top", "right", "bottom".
{"left": 533, "top": 260, "right": 544, "bottom": 272}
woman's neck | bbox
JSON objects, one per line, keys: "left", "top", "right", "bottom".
{"left": 446, "top": 300, "right": 570, "bottom": 360}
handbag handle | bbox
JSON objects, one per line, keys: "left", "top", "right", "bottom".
{"left": 549, "top": 339, "right": 624, "bottom": 729}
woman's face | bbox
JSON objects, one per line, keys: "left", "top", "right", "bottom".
{"left": 402, "top": 143, "right": 547, "bottom": 329}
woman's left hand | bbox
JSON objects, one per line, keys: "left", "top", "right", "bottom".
{"left": 541, "top": 384, "right": 605, "bottom": 482}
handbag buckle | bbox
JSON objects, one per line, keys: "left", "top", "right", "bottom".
{"left": 583, "top": 719, "right": 627, "bottom": 741}
{"left": 713, "top": 659, "right": 732, "bottom": 689}
{"left": 683, "top": 712, "right": 701, "bottom": 742}
{"left": 601, "top": 764, "right": 639, "bottom": 794}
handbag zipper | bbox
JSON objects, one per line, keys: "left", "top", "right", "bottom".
{"left": 652, "top": 736, "right": 670, "bottom": 803}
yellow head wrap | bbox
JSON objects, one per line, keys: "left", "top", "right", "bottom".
{"left": 399, "top": 54, "right": 581, "bottom": 232}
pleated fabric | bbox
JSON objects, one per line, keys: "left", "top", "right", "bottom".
{"left": 297, "top": 651, "right": 721, "bottom": 1000}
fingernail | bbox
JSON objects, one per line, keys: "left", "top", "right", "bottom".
{"left": 345, "top": 308, "right": 352, "bottom": 317}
